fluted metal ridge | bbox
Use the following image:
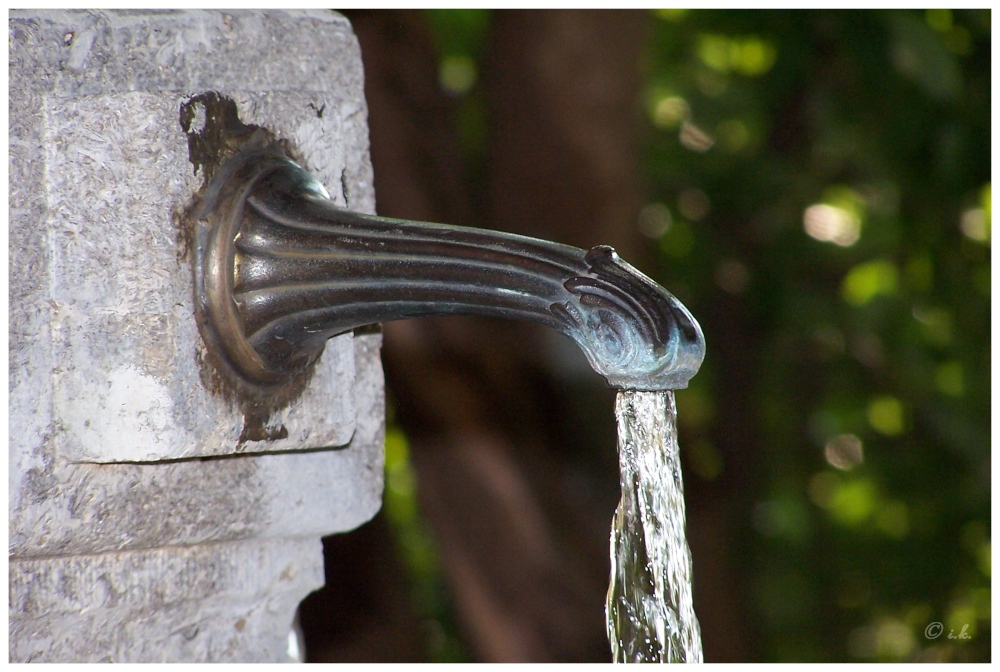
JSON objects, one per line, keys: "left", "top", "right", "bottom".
{"left": 194, "top": 150, "right": 705, "bottom": 391}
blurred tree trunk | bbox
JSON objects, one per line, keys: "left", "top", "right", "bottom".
{"left": 484, "top": 10, "right": 648, "bottom": 257}
{"left": 301, "top": 9, "right": 751, "bottom": 662}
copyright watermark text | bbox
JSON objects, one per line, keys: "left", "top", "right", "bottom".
{"left": 924, "top": 622, "right": 972, "bottom": 641}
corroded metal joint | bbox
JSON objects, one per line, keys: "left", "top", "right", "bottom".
{"left": 193, "top": 149, "right": 705, "bottom": 392}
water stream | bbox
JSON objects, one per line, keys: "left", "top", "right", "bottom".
{"left": 606, "top": 389, "right": 703, "bottom": 663}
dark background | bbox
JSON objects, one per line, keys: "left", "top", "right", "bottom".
{"left": 298, "top": 9, "right": 991, "bottom": 663}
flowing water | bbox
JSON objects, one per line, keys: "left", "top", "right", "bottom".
{"left": 606, "top": 389, "right": 703, "bottom": 663}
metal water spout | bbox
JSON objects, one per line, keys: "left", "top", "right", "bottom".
{"left": 194, "top": 147, "right": 705, "bottom": 395}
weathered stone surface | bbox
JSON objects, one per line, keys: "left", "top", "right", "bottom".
{"left": 8, "top": 333, "right": 384, "bottom": 560}
{"left": 9, "top": 10, "right": 384, "bottom": 662}
{"left": 10, "top": 538, "right": 324, "bottom": 663}
{"left": 10, "top": 9, "right": 375, "bottom": 464}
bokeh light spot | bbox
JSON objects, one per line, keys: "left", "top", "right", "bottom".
{"left": 803, "top": 204, "right": 860, "bottom": 246}
{"left": 867, "top": 396, "right": 905, "bottom": 436}
{"left": 653, "top": 95, "right": 690, "bottom": 129}
{"left": 960, "top": 208, "right": 989, "bottom": 242}
{"left": 824, "top": 433, "right": 864, "bottom": 470}
{"left": 697, "top": 34, "right": 731, "bottom": 72}
{"left": 947, "top": 601, "right": 978, "bottom": 638}
{"left": 439, "top": 55, "right": 477, "bottom": 95}
{"left": 637, "top": 202, "right": 673, "bottom": 238}
{"left": 842, "top": 260, "right": 898, "bottom": 305}
{"left": 696, "top": 33, "right": 777, "bottom": 76}
{"left": 960, "top": 183, "right": 991, "bottom": 243}
{"left": 385, "top": 426, "right": 409, "bottom": 470}
{"left": 849, "top": 618, "right": 918, "bottom": 660}
{"left": 733, "top": 37, "right": 778, "bottom": 76}
{"left": 679, "top": 121, "right": 714, "bottom": 152}
{"left": 829, "top": 477, "right": 877, "bottom": 526}
{"left": 876, "top": 619, "right": 916, "bottom": 659}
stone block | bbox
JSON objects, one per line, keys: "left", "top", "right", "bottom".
{"left": 9, "top": 10, "right": 385, "bottom": 662}
{"left": 10, "top": 9, "right": 376, "bottom": 464}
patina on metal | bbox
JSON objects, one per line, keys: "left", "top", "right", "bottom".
{"left": 193, "top": 149, "right": 705, "bottom": 394}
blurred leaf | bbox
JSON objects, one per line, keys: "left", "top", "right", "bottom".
{"left": 842, "top": 260, "right": 898, "bottom": 305}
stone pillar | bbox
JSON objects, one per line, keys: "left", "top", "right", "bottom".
{"left": 9, "top": 10, "right": 383, "bottom": 662}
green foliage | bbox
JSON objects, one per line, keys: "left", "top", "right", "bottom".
{"left": 393, "top": 8, "right": 989, "bottom": 662}
{"left": 644, "top": 9, "right": 990, "bottom": 662}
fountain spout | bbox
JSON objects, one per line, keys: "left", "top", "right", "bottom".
{"left": 194, "top": 149, "right": 705, "bottom": 393}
